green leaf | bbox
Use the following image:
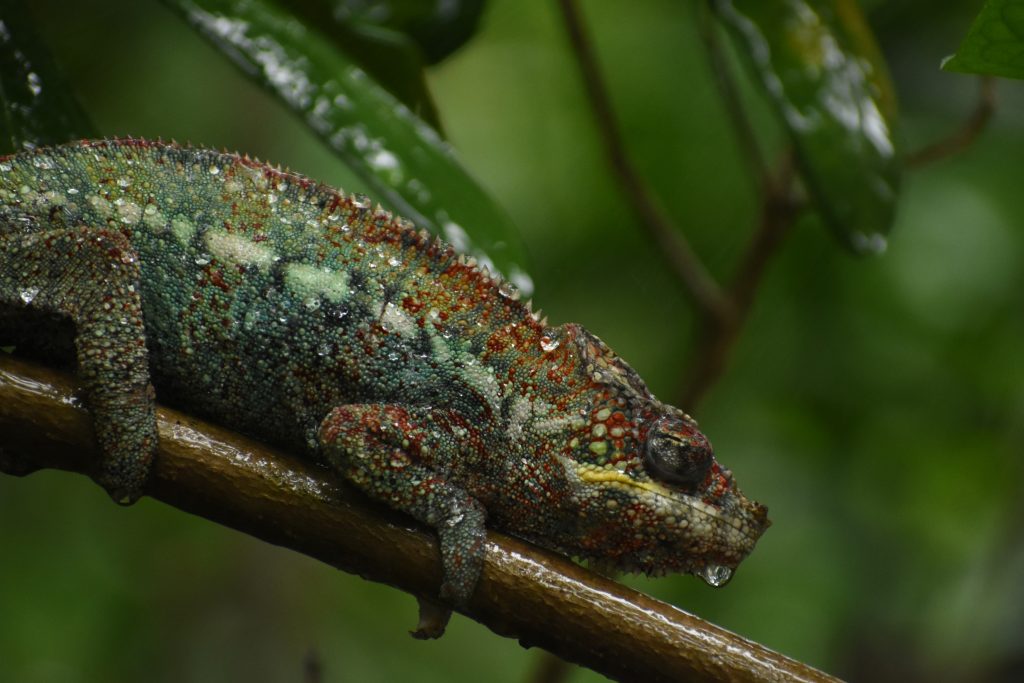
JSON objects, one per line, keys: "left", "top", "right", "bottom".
{"left": 0, "top": 1, "right": 95, "bottom": 155}
{"left": 322, "top": 0, "right": 487, "bottom": 64}
{"left": 714, "top": 0, "right": 900, "bottom": 254}
{"left": 278, "top": 2, "right": 442, "bottom": 131}
{"left": 275, "top": 1, "right": 484, "bottom": 136}
{"left": 943, "top": 0, "right": 1024, "bottom": 79}
{"left": 165, "top": 0, "right": 533, "bottom": 293}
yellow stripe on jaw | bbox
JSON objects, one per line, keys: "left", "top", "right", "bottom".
{"left": 576, "top": 467, "right": 672, "bottom": 497}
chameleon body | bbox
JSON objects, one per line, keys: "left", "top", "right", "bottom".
{"left": 0, "top": 139, "right": 768, "bottom": 605}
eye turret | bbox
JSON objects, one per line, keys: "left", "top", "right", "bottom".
{"left": 642, "top": 415, "right": 714, "bottom": 488}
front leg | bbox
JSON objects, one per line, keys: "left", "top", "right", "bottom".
{"left": 318, "top": 404, "right": 488, "bottom": 608}
{"left": 0, "top": 226, "right": 156, "bottom": 503}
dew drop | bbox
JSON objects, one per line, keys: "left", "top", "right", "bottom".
{"left": 698, "top": 564, "right": 733, "bottom": 587}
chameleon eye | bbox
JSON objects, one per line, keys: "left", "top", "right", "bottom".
{"left": 643, "top": 416, "right": 714, "bottom": 487}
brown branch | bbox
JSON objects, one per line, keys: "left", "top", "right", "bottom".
{"left": 556, "top": 0, "right": 733, "bottom": 326}
{"left": 906, "top": 76, "right": 996, "bottom": 169}
{"left": 0, "top": 353, "right": 838, "bottom": 683}
{"left": 681, "top": 154, "right": 801, "bottom": 410}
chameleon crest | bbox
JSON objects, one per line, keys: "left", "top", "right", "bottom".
{"left": 0, "top": 140, "right": 768, "bottom": 614}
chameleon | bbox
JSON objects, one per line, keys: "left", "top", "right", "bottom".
{"left": 0, "top": 139, "right": 769, "bottom": 612}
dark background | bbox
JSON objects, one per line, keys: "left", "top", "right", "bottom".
{"left": 1, "top": 1, "right": 1021, "bottom": 681}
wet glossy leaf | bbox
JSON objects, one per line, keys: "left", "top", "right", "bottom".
{"left": 714, "top": 0, "right": 900, "bottom": 254}
{"left": 276, "top": 1, "right": 484, "bottom": 135}
{"left": 166, "top": 0, "right": 533, "bottom": 293}
{"left": 279, "top": 2, "right": 442, "bottom": 131}
{"left": 0, "top": 2, "right": 94, "bottom": 155}
{"left": 943, "top": 0, "right": 1024, "bottom": 80}
{"left": 322, "top": 0, "right": 487, "bottom": 64}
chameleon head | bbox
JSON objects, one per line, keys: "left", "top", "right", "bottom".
{"left": 559, "top": 326, "right": 770, "bottom": 585}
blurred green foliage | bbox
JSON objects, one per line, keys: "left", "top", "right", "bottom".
{"left": 1, "top": 0, "right": 1022, "bottom": 681}
{"left": 944, "top": 0, "right": 1024, "bottom": 79}
{"left": 0, "top": 0, "right": 93, "bottom": 153}
{"left": 714, "top": 0, "right": 900, "bottom": 253}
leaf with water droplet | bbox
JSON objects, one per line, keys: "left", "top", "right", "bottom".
{"left": 278, "top": 0, "right": 487, "bottom": 131}
{"left": 0, "top": 3, "right": 95, "bottom": 154}
{"left": 943, "top": 0, "right": 1024, "bottom": 79}
{"left": 164, "top": 0, "right": 533, "bottom": 295}
{"left": 713, "top": 0, "right": 900, "bottom": 254}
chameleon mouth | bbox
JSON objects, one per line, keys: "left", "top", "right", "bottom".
{"left": 576, "top": 466, "right": 672, "bottom": 496}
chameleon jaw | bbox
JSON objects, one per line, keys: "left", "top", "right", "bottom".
{"left": 574, "top": 463, "right": 767, "bottom": 540}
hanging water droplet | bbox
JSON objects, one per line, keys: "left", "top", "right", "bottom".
{"left": 20, "top": 287, "right": 40, "bottom": 304}
{"left": 851, "top": 231, "right": 888, "bottom": 255}
{"left": 698, "top": 564, "right": 733, "bottom": 587}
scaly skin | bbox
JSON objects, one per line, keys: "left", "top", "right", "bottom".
{"left": 0, "top": 139, "right": 768, "bottom": 607}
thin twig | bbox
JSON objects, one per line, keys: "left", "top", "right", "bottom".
{"left": 0, "top": 354, "right": 839, "bottom": 683}
{"left": 556, "top": 0, "right": 733, "bottom": 326}
{"left": 906, "top": 76, "right": 996, "bottom": 168}
{"left": 696, "top": 3, "right": 769, "bottom": 187}
{"left": 681, "top": 153, "right": 801, "bottom": 410}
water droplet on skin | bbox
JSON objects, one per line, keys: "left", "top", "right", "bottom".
{"left": 498, "top": 280, "right": 519, "bottom": 300}
{"left": 698, "top": 564, "right": 733, "bottom": 587}
{"left": 540, "top": 335, "right": 560, "bottom": 352}
{"left": 20, "top": 287, "right": 40, "bottom": 304}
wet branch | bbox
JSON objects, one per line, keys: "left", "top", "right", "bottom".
{"left": 681, "top": 154, "right": 801, "bottom": 409}
{"left": 0, "top": 353, "right": 838, "bottom": 683}
{"left": 696, "top": 4, "right": 768, "bottom": 186}
{"left": 906, "top": 76, "right": 996, "bottom": 168}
